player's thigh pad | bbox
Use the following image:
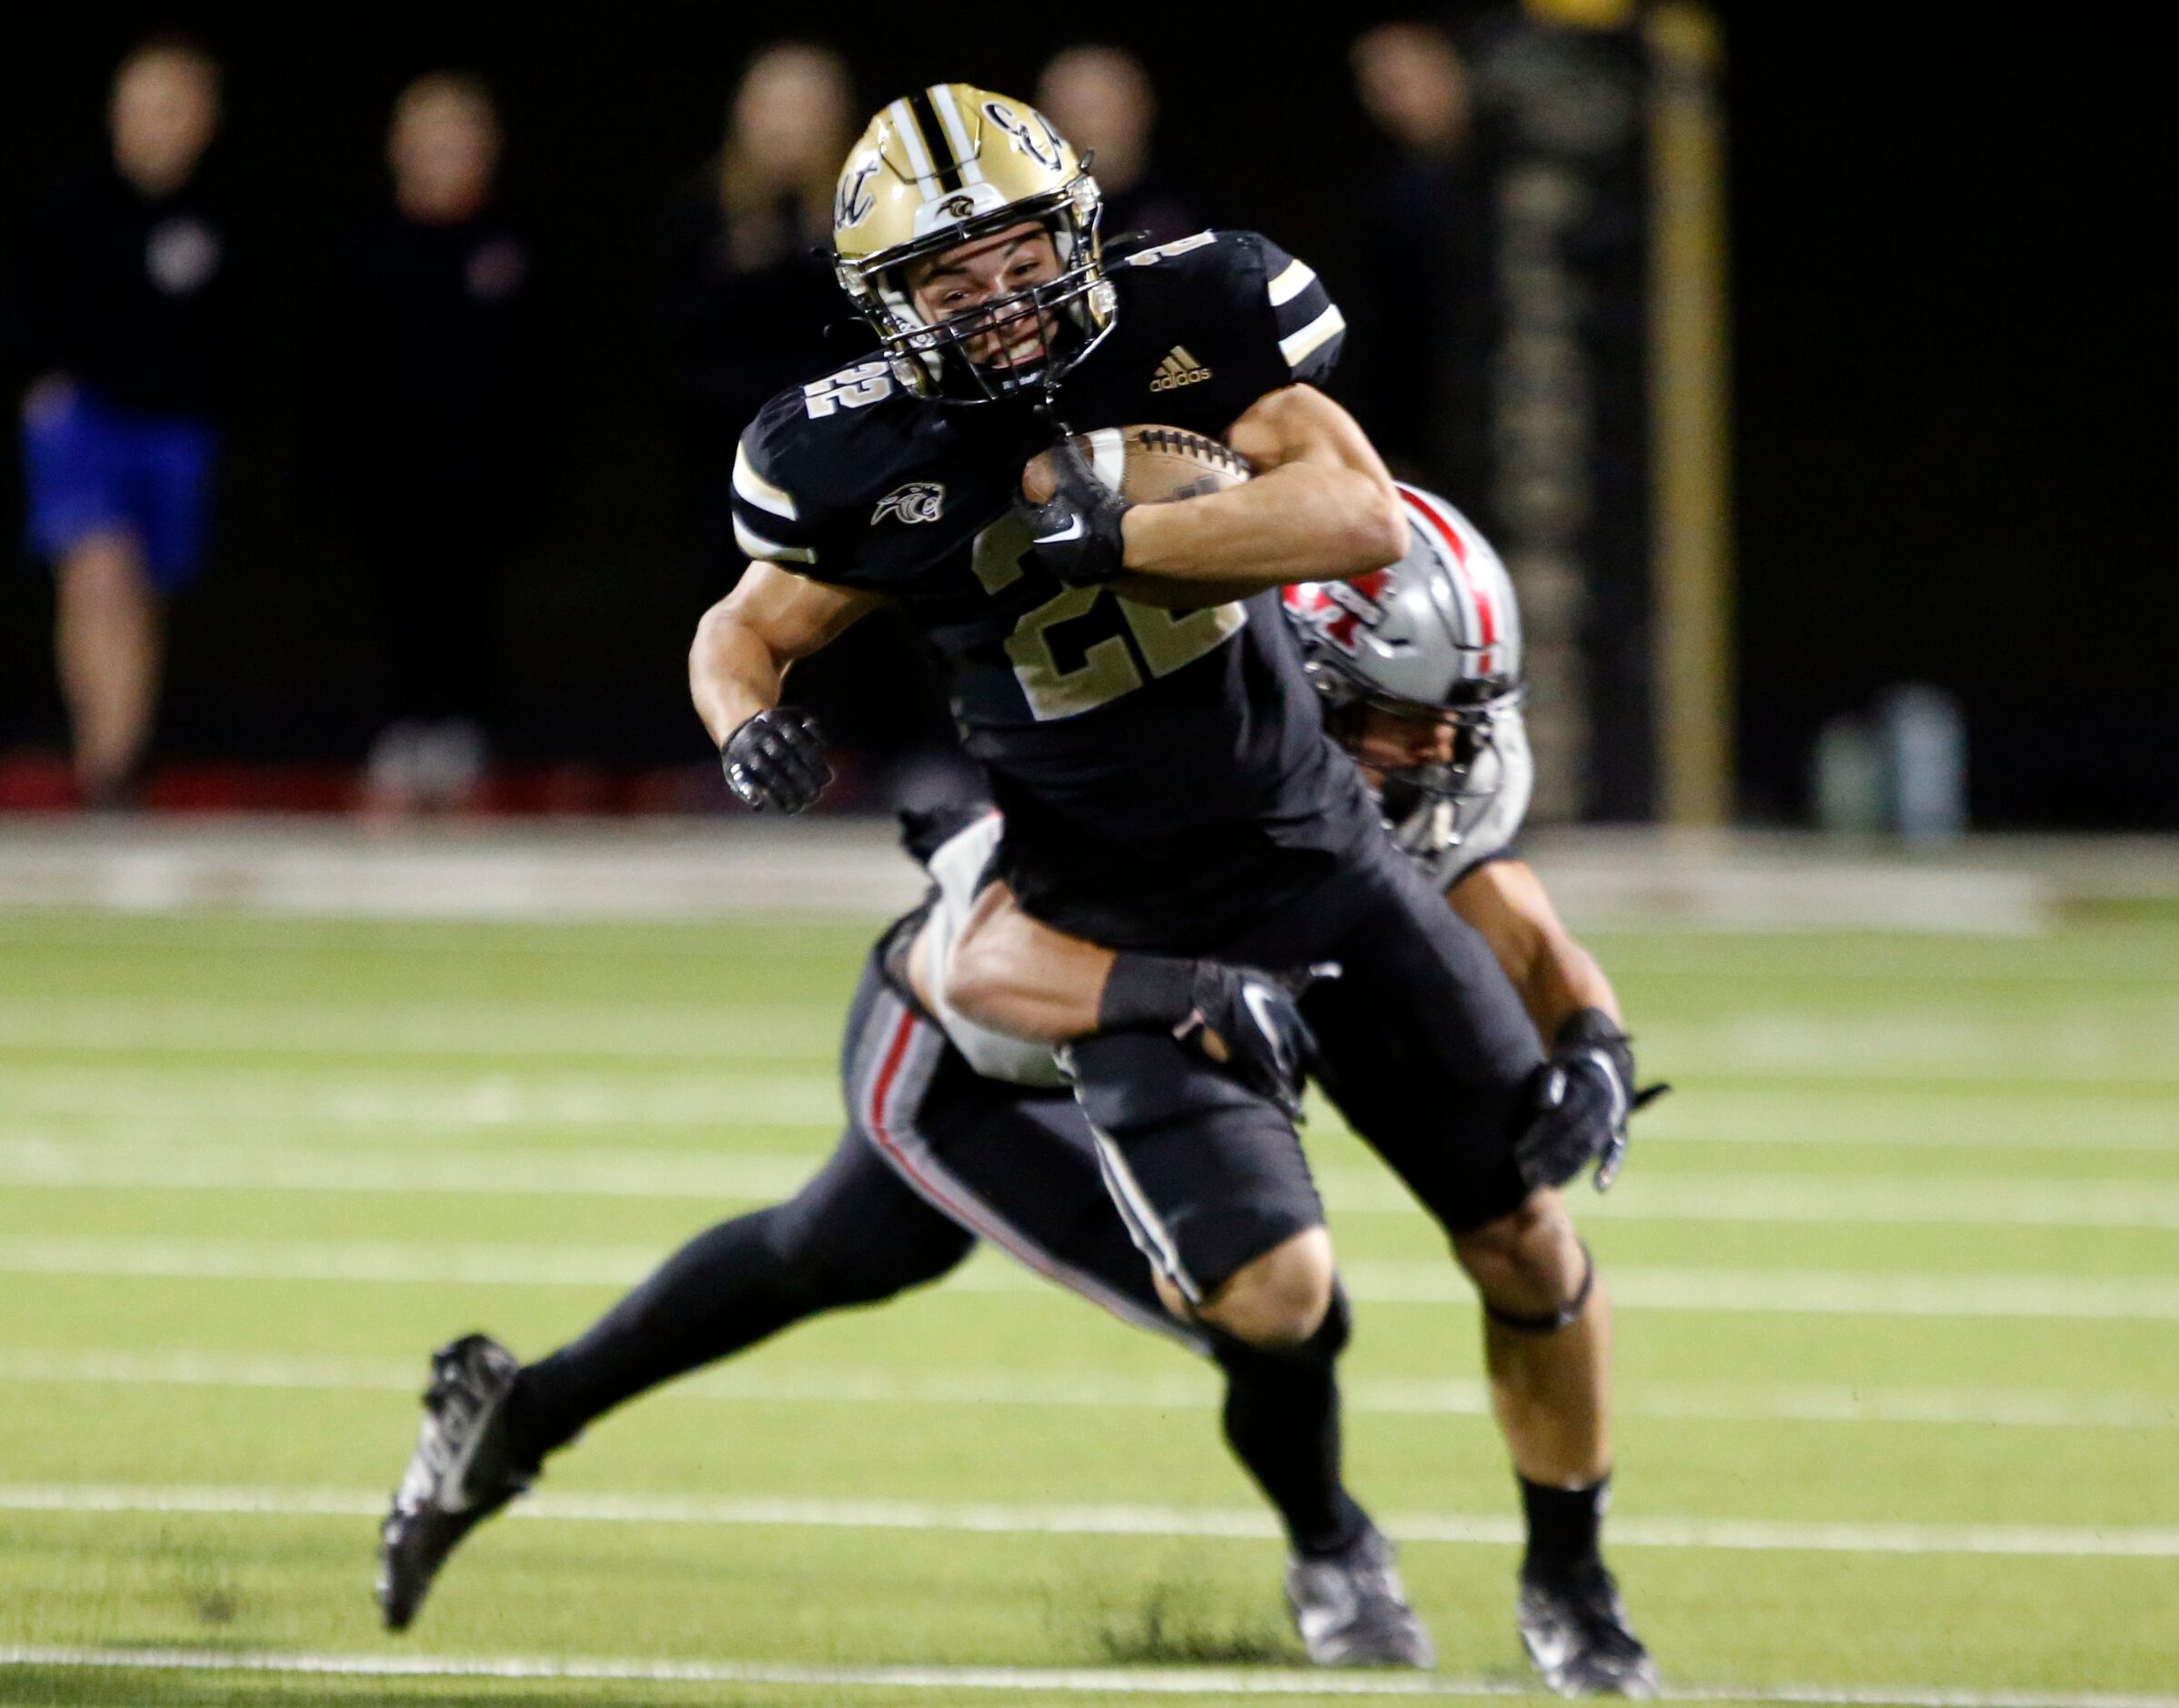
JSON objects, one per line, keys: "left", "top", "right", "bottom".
{"left": 838, "top": 945, "right": 1201, "bottom": 1345}
{"left": 1297, "top": 843, "right": 1545, "bottom": 1235}
{"left": 1067, "top": 1030, "right": 1325, "bottom": 1308}
{"left": 916, "top": 1071, "right": 1208, "bottom": 1348}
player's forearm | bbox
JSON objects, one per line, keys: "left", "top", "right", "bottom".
{"left": 1522, "top": 929, "right": 1622, "bottom": 1040}
{"left": 1450, "top": 860, "right": 1622, "bottom": 1043}
{"left": 1120, "top": 462, "right": 1407, "bottom": 590}
{"left": 944, "top": 885, "right": 1116, "bottom": 1041}
{"left": 688, "top": 601, "right": 787, "bottom": 747}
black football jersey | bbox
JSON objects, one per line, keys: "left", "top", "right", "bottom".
{"left": 728, "top": 230, "right": 1378, "bottom": 948}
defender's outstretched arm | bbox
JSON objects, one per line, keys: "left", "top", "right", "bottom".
{"left": 947, "top": 857, "right": 1624, "bottom": 1077}
{"left": 1445, "top": 859, "right": 1621, "bottom": 1040}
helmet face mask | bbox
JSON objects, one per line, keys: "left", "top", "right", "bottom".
{"left": 833, "top": 87, "right": 1116, "bottom": 405}
{"left": 1326, "top": 694, "right": 1523, "bottom": 861}
{"left": 1283, "top": 486, "right": 1527, "bottom": 867}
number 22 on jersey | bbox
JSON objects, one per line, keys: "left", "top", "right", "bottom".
{"left": 973, "top": 516, "right": 1248, "bottom": 721}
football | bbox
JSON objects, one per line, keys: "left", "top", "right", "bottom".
{"left": 1021, "top": 424, "right": 1253, "bottom": 506}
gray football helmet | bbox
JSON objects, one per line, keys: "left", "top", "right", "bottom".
{"left": 1280, "top": 484, "right": 1531, "bottom": 885}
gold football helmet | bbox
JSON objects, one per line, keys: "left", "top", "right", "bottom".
{"left": 832, "top": 84, "right": 1114, "bottom": 403}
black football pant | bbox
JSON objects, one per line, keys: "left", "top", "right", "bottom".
{"left": 1065, "top": 832, "right": 1545, "bottom": 1305}
{"left": 505, "top": 952, "right": 1365, "bottom": 1559}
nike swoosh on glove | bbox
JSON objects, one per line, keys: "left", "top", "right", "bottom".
{"left": 1514, "top": 1007, "right": 1670, "bottom": 1192}
{"left": 1180, "top": 960, "right": 1339, "bottom": 1120}
{"left": 1017, "top": 435, "right": 1131, "bottom": 586}
{"left": 721, "top": 708, "right": 830, "bottom": 814}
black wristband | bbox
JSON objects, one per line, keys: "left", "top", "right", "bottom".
{"left": 1097, "top": 952, "right": 1200, "bottom": 1033}
{"left": 1555, "top": 1007, "right": 1626, "bottom": 1050}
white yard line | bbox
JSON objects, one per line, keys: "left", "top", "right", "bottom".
{"left": 2, "top": 1643, "right": 2174, "bottom": 1708}
{"left": 2, "top": 1485, "right": 2176, "bottom": 1559}
{"left": 5, "top": 1067, "right": 2173, "bottom": 1153}
{"left": 1339, "top": 1261, "right": 2179, "bottom": 1321}
{"left": 0, "top": 1071, "right": 844, "bottom": 1130}
{"left": 10, "top": 998, "right": 2179, "bottom": 1084}
{"left": 0, "top": 1348, "right": 2169, "bottom": 1430}
{"left": 4, "top": 1236, "right": 2176, "bottom": 1321}
{"left": 0, "top": 998, "right": 834, "bottom": 1062}
{"left": 6, "top": 1138, "right": 2179, "bottom": 1229}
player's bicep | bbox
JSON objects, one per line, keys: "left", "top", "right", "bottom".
{"left": 1225, "top": 383, "right": 1395, "bottom": 482}
{"left": 718, "top": 561, "right": 886, "bottom": 661}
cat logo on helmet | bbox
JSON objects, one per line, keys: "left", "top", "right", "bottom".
{"left": 982, "top": 99, "right": 1066, "bottom": 171}
{"left": 829, "top": 83, "right": 1114, "bottom": 405}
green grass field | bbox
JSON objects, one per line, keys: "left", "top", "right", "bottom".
{"left": 1, "top": 903, "right": 2174, "bottom": 1707}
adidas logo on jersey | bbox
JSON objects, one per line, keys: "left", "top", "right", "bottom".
{"left": 1150, "top": 346, "right": 1212, "bottom": 391}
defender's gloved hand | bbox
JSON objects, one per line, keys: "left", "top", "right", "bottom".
{"left": 1515, "top": 1007, "right": 1670, "bottom": 1192}
{"left": 1100, "top": 954, "right": 1338, "bottom": 1120}
{"left": 721, "top": 708, "right": 829, "bottom": 814}
{"left": 1018, "top": 436, "right": 1131, "bottom": 586}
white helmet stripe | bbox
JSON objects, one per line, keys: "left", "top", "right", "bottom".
{"left": 886, "top": 98, "right": 937, "bottom": 186}
{"left": 929, "top": 84, "right": 986, "bottom": 185}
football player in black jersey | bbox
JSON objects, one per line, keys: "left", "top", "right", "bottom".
{"left": 381, "top": 494, "right": 1650, "bottom": 1686}
{"left": 685, "top": 85, "right": 1651, "bottom": 1690}
{"left": 945, "top": 489, "right": 1661, "bottom": 1695}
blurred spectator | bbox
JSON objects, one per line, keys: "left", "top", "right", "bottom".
{"left": 662, "top": 44, "right": 957, "bottom": 805}
{"left": 1035, "top": 45, "right": 1201, "bottom": 248}
{"left": 336, "top": 73, "right": 541, "bottom": 814}
{"left": 659, "top": 39, "right": 853, "bottom": 551}
{"left": 11, "top": 35, "right": 229, "bottom": 809}
{"left": 1346, "top": 22, "right": 1488, "bottom": 495}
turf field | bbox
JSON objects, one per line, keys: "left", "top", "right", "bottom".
{"left": 1, "top": 901, "right": 2174, "bottom": 1707}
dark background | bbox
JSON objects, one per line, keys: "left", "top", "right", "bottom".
{"left": 0, "top": 5, "right": 2166, "bottom": 826}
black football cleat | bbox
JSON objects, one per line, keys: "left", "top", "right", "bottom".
{"left": 1284, "top": 1524, "right": 1437, "bottom": 1668}
{"left": 376, "top": 1333, "right": 533, "bottom": 1632}
{"left": 1517, "top": 1562, "right": 1660, "bottom": 1697}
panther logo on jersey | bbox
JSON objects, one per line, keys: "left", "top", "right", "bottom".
{"left": 873, "top": 482, "right": 947, "bottom": 526}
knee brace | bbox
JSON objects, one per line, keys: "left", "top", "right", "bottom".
{"left": 1481, "top": 1240, "right": 1596, "bottom": 1335}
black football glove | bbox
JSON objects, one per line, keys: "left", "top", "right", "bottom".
{"left": 720, "top": 708, "right": 830, "bottom": 814}
{"left": 1017, "top": 435, "right": 1131, "bottom": 586}
{"left": 1515, "top": 1007, "right": 1671, "bottom": 1193}
{"left": 1175, "top": 960, "right": 1338, "bottom": 1120}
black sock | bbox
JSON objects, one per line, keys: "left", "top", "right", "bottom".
{"left": 1520, "top": 1472, "right": 1610, "bottom": 1580}
{"left": 503, "top": 1208, "right": 820, "bottom": 1467}
{"left": 1212, "top": 1293, "right": 1367, "bottom": 1560}
{"left": 504, "top": 1150, "right": 971, "bottom": 1467}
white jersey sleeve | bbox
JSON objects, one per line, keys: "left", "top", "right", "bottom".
{"left": 915, "top": 812, "right": 1069, "bottom": 1090}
